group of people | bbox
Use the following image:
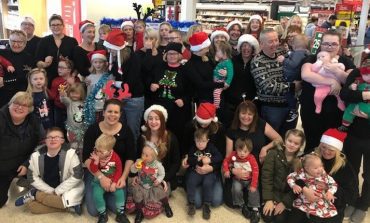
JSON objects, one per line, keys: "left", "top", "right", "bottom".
{"left": 0, "top": 11, "right": 369, "bottom": 223}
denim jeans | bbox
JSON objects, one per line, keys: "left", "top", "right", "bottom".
{"left": 186, "top": 171, "right": 216, "bottom": 205}
{"left": 261, "top": 105, "right": 289, "bottom": 134}
{"left": 232, "top": 179, "right": 260, "bottom": 208}
{"left": 121, "top": 96, "right": 144, "bottom": 142}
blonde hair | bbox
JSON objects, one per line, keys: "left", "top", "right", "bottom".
{"left": 285, "top": 128, "right": 306, "bottom": 149}
{"left": 9, "top": 30, "right": 27, "bottom": 42}
{"left": 159, "top": 22, "right": 172, "bottom": 44}
{"left": 98, "top": 24, "right": 111, "bottom": 34}
{"left": 89, "top": 58, "right": 108, "bottom": 74}
{"left": 26, "top": 68, "right": 48, "bottom": 97}
{"left": 281, "top": 15, "right": 303, "bottom": 39}
{"left": 144, "top": 27, "right": 159, "bottom": 49}
{"left": 301, "top": 152, "right": 322, "bottom": 171}
{"left": 292, "top": 34, "right": 308, "bottom": 50}
{"left": 68, "top": 82, "right": 86, "bottom": 101}
{"left": 135, "top": 20, "right": 146, "bottom": 29}
{"left": 95, "top": 133, "right": 116, "bottom": 152}
{"left": 8, "top": 91, "right": 34, "bottom": 112}
{"left": 186, "top": 24, "right": 203, "bottom": 45}
{"left": 315, "top": 145, "right": 346, "bottom": 175}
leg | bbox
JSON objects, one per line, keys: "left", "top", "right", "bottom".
{"left": 92, "top": 180, "right": 107, "bottom": 214}
{"left": 113, "top": 188, "right": 125, "bottom": 213}
{"left": 287, "top": 207, "right": 309, "bottom": 223}
{"left": 213, "top": 88, "right": 222, "bottom": 108}
{"left": 247, "top": 186, "right": 260, "bottom": 208}
{"left": 335, "top": 95, "right": 345, "bottom": 111}
{"left": 121, "top": 96, "right": 144, "bottom": 142}
{"left": 313, "top": 86, "right": 330, "bottom": 114}
{"left": 26, "top": 200, "right": 65, "bottom": 214}
{"left": 211, "top": 177, "right": 223, "bottom": 207}
{"left": 342, "top": 104, "right": 356, "bottom": 126}
{"left": 202, "top": 173, "right": 216, "bottom": 204}
{"left": 186, "top": 171, "right": 202, "bottom": 204}
{"left": 261, "top": 106, "right": 289, "bottom": 134}
{"left": 36, "top": 191, "right": 65, "bottom": 210}
{"left": 84, "top": 169, "right": 99, "bottom": 216}
{"left": 231, "top": 179, "right": 244, "bottom": 206}
{"left": 356, "top": 137, "right": 370, "bottom": 211}
{"left": 0, "top": 175, "right": 13, "bottom": 208}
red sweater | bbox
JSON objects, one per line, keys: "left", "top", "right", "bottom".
{"left": 90, "top": 151, "right": 122, "bottom": 183}
{"left": 49, "top": 76, "right": 80, "bottom": 109}
{"left": 0, "top": 55, "right": 13, "bottom": 77}
{"left": 223, "top": 151, "right": 259, "bottom": 188}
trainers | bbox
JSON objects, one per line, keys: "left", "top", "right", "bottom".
{"left": 164, "top": 203, "right": 173, "bottom": 218}
{"left": 202, "top": 203, "right": 211, "bottom": 220}
{"left": 188, "top": 203, "right": 196, "bottom": 216}
{"left": 116, "top": 212, "right": 130, "bottom": 223}
{"left": 344, "top": 205, "right": 356, "bottom": 220}
{"left": 250, "top": 209, "right": 260, "bottom": 223}
{"left": 70, "top": 204, "right": 82, "bottom": 215}
{"left": 351, "top": 209, "right": 367, "bottom": 223}
{"left": 241, "top": 205, "right": 251, "bottom": 219}
{"left": 97, "top": 211, "right": 108, "bottom": 223}
{"left": 15, "top": 188, "right": 36, "bottom": 206}
{"left": 286, "top": 110, "right": 298, "bottom": 122}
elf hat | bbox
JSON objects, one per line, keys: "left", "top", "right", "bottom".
{"left": 79, "top": 20, "right": 95, "bottom": 33}
{"left": 189, "top": 32, "right": 211, "bottom": 52}
{"left": 226, "top": 20, "right": 243, "bottom": 32}
{"left": 249, "top": 14, "right": 263, "bottom": 23}
{"left": 194, "top": 103, "right": 218, "bottom": 125}
{"left": 120, "top": 20, "right": 134, "bottom": 30}
{"left": 142, "top": 105, "right": 168, "bottom": 131}
{"left": 320, "top": 128, "right": 347, "bottom": 151}
{"left": 103, "top": 30, "right": 128, "bottom": 74}
{"left": 87, "top": 50, "right": 107, "bottom": 62}
{"left": 21, "top": 16, "right": 35, "bottom": 27}
{"left": 210, "top": 27, "right": 230, "bottom": 42}
{"left": 237, "top": 34, "right": 260, "bottom": 53}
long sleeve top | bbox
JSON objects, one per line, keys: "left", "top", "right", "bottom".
{"left": 72, "top": 43, "right": 105, "bottom": 77}
{"left": 213, "top": 59, "right": 234, "bottom": 85}
{"left": 0, "top": 55, "right": 13, "bottom": 77}
{"left": 90, "top": 151, "right": 122, "bottom": 183}
{"left": 131, "top": 159, "right": 165, "bottom": 189}
{"left": 188, "top": 142, "right": 223, "bottom": 172}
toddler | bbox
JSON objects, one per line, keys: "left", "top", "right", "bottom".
{"left": 0, "top": 55, "right": 15, "bottom": 77}
{"left": 134, "top": 20, "right": 146, "bottom": 51}
{"left": 97, "top": 24, "right": 111, "bottom": 50}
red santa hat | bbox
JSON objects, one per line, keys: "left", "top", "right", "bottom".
{"left": 141, "top": 105, "right": 168, "bottom": 131}
{"left": 87, "top": 50, "right": 107, "bottom": 62}
{"left": 103, "top": 30, "right": 128, "bottom": 74}
{"left": 226, "top": 20, "right": 243, "bottom": 32}
{"left": 210, "top": 27, "right": 230, "bottom": 42}
{"left": 189, "top": 32, "right": 211, "bottom": 52}
{"left": 320, "top": 128, "right": 347, "bottom": 151}
{"left": 194, "top": 103, "right": 218, "bottom": 125}
{"left": 79, "top": 20, "right": 95, "bottom": 33}
{"left": 120, "top": 20, "right": 134, "bottom": 30}
{"left": 249, "top": 14, "right": 263, "bottom": 23}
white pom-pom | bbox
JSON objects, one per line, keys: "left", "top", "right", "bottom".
{"left": 364, "top": 48, "right": 370, "bottom": 54}
{"left": 141, "top": 125, "right": 147, "bottom": 132}
{"left": 232, "top": 156, "right": 236, "bottom": 161}
{"left": 213, "top": 117, "right": 218, "bottom": 123}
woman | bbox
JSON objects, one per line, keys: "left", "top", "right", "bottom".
{"left": 226, "top": 20, "right": 243, "bottom": 56}
{"left": 157, "top": 22, "right": 172, "bottom": 55}
{"left": 208, "top": 27, "right": 230, "bottom": 63}
{"left": 0, "top": 92, "right": 43, "bottom": 207}
{"left": 281, "top": 15, "right": 303, "bottom": 40}
{"left": 300, "top": 30, "right": 356, "bottom": 152}
{"left": 223, "top": 34, "right": 259, "bottom": 128}
{"left": 0, "top": 30, "right": 34, "bottom": 107}
{"left": 36, "top": 14, "right": 78, "bottom": 86}
{"left": 83, "top": 99, "right": 135, "bottom": 220}
{"left": 245, "top": 14, "right": 264, "bottom": 40}
{"left": 121, "top": 20, "right": 135, "bottom": 51}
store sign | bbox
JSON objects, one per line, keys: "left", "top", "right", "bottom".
{"left": 61, "top": 0, "right": 81, "bottom": 41}
{"left": 342, "top": 0, "right": 362, "bottom": 4}
{"left": 311, "top": 28, "right": 326, "bottom": 55}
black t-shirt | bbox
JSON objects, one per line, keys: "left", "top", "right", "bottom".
{"left": 44, "top": 153, "right": 60, "bottom": 188}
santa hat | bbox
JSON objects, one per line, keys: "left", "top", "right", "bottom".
{"left": 79, "top": 20, "right": 95, "bottom": 33}
{"left": 320, "top": 128, "right": 347, "bottom": 151}
{"left": 237, "top": 34, "right": 260, "bottom": 53}
{"left": 189, "top": 32, "right": 211, "bottom": 52}
{"left": 210, "top": 27, "right": 230, "bottom": 42}
{"left": 21, "top": 16, "right": 35, "bottom": 27}
{"left": 145, "top": 141, "right": 159, "bottom": 155}
{"left": 87, "top": 50, "right": 107, "bottom": 62}
{"left": 142, "top": 105, "right": 168, "bottom": 131}
{"left": 194, "top": 103, "right": 218, "bottom": 125}
{"left": 226, "top": 20, "right": 243, "bottom": 32}
{"left": 249, "top": 14, "right": 263, "bottom": 23}
{"left": 120, "top": 20, "right": 134, "bottom": 30}
{"left": 103, "top": 30, "right": 128, "bottom": 74}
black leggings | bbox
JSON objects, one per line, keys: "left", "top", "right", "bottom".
{"left": 262, "top": 209, "right": 290, "bottom": 223}
{"left": 287, "top": 208, "right": 337, "bottom": 223}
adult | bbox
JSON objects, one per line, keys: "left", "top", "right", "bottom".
{"left": 208, "top": 27, "right": 230, "bottom": 63}
{"left": 251, "top": 29, "right": 299, "bottom": 134}
{"left": 20, "top": 16, "right": 41, "bottom": 60}
{"left": 300, "top": 30, "right": 355, "bottom": 152}
{"left": 157, "top": 22, "right": 172, "bottom": 55}
{"left": 340, "top": 67, "right": 370, "bottom": 223}
{"left": 182, "top": 102, "right": 226, "bottom": 208}
{"left": 121, "top": 20, "right": 135, "bottom": 51}
{"left": 226, "top": 20, "right": 243, "bottom": 56}
{"left": 304, "top": 16, "right": 318, "bottom": 41}
{"left": 83, "top": 99, "right": 135, "bottom": 220}
{"left": 321, "top": 14, "right": 337, "bottom": 29}
{"left": 36, "top": 14, "right": 78, "bottom": 86}
{"left": 222, "top": 34, "right": 259, "bottom": 128}
{"left": 285, "top": 25, "right": 303, "bottom": 50}
{"left": 245, "top": 14, "right": 264, "bottom": 40}
{"left": 0, "top": 30, "right": 34, "bottom": 107}
{"left": 0, "top": 92, "right": 43, "bottom": 207}
{"left": 73, "top": 20, "right": 104, "bottom": 77}
{"left": 281, "top": 15, "right": 303, "bottom": 40}
{"left": 274, "top": 16, "right": 289, "bottom": 39}
{"left": 103, "top": 30, "right": 145, "bottom": 141}
{"left": 224, "top": 100, "right": 281, "bottom": 207}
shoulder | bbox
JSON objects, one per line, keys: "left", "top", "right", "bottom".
{"left": 338, "top": 56, "right": 356, "bottom": 70}
{"left": 303, "top": 54, "right": 317, "bottom": 64}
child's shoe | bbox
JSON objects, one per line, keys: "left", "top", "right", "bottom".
{"left": 15, "top": 188, "right": 36, "bottom": 206}
{"left": 134, "top": 209, "right": 144, "bottom": 223}
{"left": 202, "top": 203, "right": 211, "bottom": 220}
{"left": 250, "top": 208, "right": 260, "bottom": 223}
{"left": 350, "top": 208, "right": 367, "bottom": 223}
{"left": 116, "top": 212, "right": 130, "bottom": 223}
{"left": 187, "top": 203, "right": 196, "bottom": 216}
{"left": 69, "top": 204, "right": 82, "bottom": 215}
{"left": 164, "top": 203, "right": 173, "bottom": 218}
{"left": 97, "top": 211, "right": 108, "bottom": 223}
{"left": 241, "top": 205, "right": 251, "bottom": 219}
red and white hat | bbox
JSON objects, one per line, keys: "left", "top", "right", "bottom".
{"left": 120, "top": 20, "right": 134, "bottom": 30}
{"left": 249, "top": 14, "right": 263, "bottom": 23}
{"left": 79, "top": 20, "right": 95, "bottom": 33}
{"left": 210, "top": 27, "right": 230, "bottom": 42}
{"left": 189, "top": 32, "right": 211, "bottom": 52}
{"left": 226, "top": 20, "right": 243, "bottom": 32}
{"left": 320, "top": 128, "right": 347, "bottom": 151}
{"left": 237, "top": 34, "right": 260, "bottom": 53}
{"left": 194, "top": 103, "right": 218, "bottom": 125}
{"left": 103, "top": 30, "right": 128, "bottom": 74}
{"left": 142, "top": 105, "right": 168, "bottom": 131}
{"left": 87, "top": 50, "right": 107, "bottom": 62}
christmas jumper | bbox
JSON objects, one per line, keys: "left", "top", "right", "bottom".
{"left": 213, "top": 59, "right": 234, "bottom": 108}
{"left": 89, "top": 151, "right": 122, "bottom": 183}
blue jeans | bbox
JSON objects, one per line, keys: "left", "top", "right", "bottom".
{"left": 261, "top": 105, "right": 289, "bottom": 134}
{"left": 121, "top": 96, "right": 144, "bottom": 142}
{"left": 84, "top": 169, "right": 126, "bottom": 216}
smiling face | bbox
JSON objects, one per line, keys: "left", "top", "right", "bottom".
{"left": 284, "top": 133, "right": 303, "bottom": 154}
{"left": 304, "top": 156, "right": 324, "bottom": 178}
{"left": 362, "top": 74, "right": 370, "bottom": 83}
{"left": 102, "top": 104, "right": 121, "bottom": 126}
{"left": 240, "top": 42, "right": 254, "bottom": 58}
{"left": 239, "top": 109, "right": 255, "bottom": 128}
{"left": 166, "top": 50, "right": 181, "bottom": 65}
{"left": 319, "top": 143, "right": 338, "bottom": 160}
{"left": 260, "top": 31, "right": 279, "bottom": 57}
{"left": 229, "top": 24, "right": 242, "bottom": 41}
{"left": 147, "top": 111, "right": 162, "bottom": 132}
{"left": 9, "top": 32, "right": 27, "bottom": 53}
{"left": 21, "top": 22, "right": 35, "bottom": 37}
{"left": 50, "top": 18, "right": 64, "bottom": 36}
{"left": 213, "top": 35, "right": 227, "bottom": 47}
{"left": 45, "top": 130, "right": 65, "bottom": 151}
{"left": 82, "top": 26, "right": 95, "bottom": 44}
{"left": 250, "top": 19, "right": 261, "bottom": 32}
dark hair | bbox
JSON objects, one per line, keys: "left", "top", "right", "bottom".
{"left": 235, "top": 138, "right": 253, "bottom": 152}
{"left": 103, "top": 99, "right": 123, "bottom": 112}
{"left": 339, "top": 21, "right": 347, "bottom": 27}
{"left": 46, "top": 127, "right": 64, "bottom": 136}
{"left": 328, "top": 15, "right": 337, "bottom": 20}
{"left": 230, "top": 101, "right": 258, "bottom": 133}
{"left": 49, "top": 14, "right": 64, "bottom": 26}
{"left": 286, "top": 25, "right": 302, "bottom": 37}
{"left": 194, "top": 128, "right": 209, "bottom": 140}
{"left": 59, "top": 56, "right": 74, "bottom": 70}
{"left": 310, "top": 16, "right": 318, "bottom": 23}
{"left": 322, "top": 29, "right": 341, "bottom": 43}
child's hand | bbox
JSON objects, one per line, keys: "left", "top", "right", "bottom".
{"left": 132, "top": 176, "right": 139, "bottom": 186}
{"left": 85, "top": 78, "right": 91, "bottom": 86}
{"left": 90, "top": 152, "right": 99, "bottom": 164}
{"left": 59, "top": 89, "right": 67, "bottom": 97}
{"left": 175, "top": 99, "right": 184, "bottom": 107}
{"left": 110, "top": 182, "right": 117, "bottom": 192}
{"left": 66, "top": 76, "right": 75, "bottom": 85}
{"left": 218, "top": 69, "right": 227, "bottom": 77}
{"left": 325, "top": 191, "right": 335, "bottom": 203}
{"left": 277, "top": 55, "right": 285, "bottom": 63}
{"left": 154, "top": 179, "right": 161, "bottom": 186}
{"left": 224, "top": 171, "right": 231, "bottom": 178}
{"left": 202, "top": 156, "right": 211, "bottom": 165}
{"left": 249, "top": 186, "right": 257, "bottom": 192}
{"left": 7, "top": 66, "right": 15, "bottom": 73}
{"left": 45, "top": 56, "right": 53, "bottom": 67}
{"left": 223, "top": 83, "right": 229, "bottom": 90}
{"left": 350, "top": 83, "right": 358, "bottom": 91}
{"left": 292, "top": 185, "right": 302, "bottom": 194}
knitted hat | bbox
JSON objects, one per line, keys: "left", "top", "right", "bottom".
{"left": 249, "top": 14, "right": 263, "bottom": 23}
{"left": 79, "top": 20, "right": 95, "bottom": 33}
{"left": 87, "top": 50, "right": 107, "bottom": 62}
{"left": 145, "top": 141, "right": 159, "bottom": 155}
{"left": 142, "top": 105, "right": 168, "bottom": 131}
{"left": 210, "top": 27, "right": 230, "bottom": 42}
{"left": 194, "top": 103, "right": 218, "bottom": 125}
{"left": 165, "top": 42, "right": 183, "bottom": 54}
{"left": 320, "top": 128, "right": 347, "bottom": 151}
{"left": 237, "top": 34, "right": 260, "bottom": 53}
{"left": 120, "top": 20, "right": 134, "bottom": 30}
{"left": 226, "top": 20, "right": 243, "bottom": 32}
{"left": 189, "top": 32, "right": 211, "bottom": 52}
{"left": 103, "top": 30, "right": 128, "bottom": 74}
{"left": 21, "top": 16, "right": 35, "bottom": 26}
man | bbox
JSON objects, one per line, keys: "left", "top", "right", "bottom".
{"left": 304, "top": 16, "right": 318, "bottom": 41}
{"left": 168, "top": 29, "right": 191, "bottom": 60}
{"left": 226, "top": 20, "right": 243, "bottom": 56}
{"left": 321, "top": 14, "right": 337, "bottom": 29}
{"left": 250, "top": 29, "right": 299, "bottom": 134}
{"left": 20, "top": 16, "right": 41, "bottom": 60}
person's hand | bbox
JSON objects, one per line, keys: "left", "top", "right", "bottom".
{"left": 350, "top": 83, "right": 358, "bottom": 91}
{"left": 293, "top": 80, "right": 302, "bottom": 92}
{"left": 329, "top": 79, "right": 341, "bottom": 95}
{"left": 223, "top": 83, "right": 229, "bottom": 90}
{"left": 363, "top": 91, "right": 370, "bottom": 100}
{"left": 150, "top": 83, "right": 160, "bottom": 92}
{"left": 17, "top": 165, "right": 27, "bottom": 176}
{"left": 182, "top": 156, "right": 189, "bottom": 169}
{"left": 302, "top": 186, "right": 320, "bottom": 203}
{"left": 263, "top": 200, "right": 275, "bottom": 216}
{"left": 249, "top": 186, "right": 257, "bottom": 192}
{"left": 352, "top": 105, "right": 369, "bottom": 119}
{"left": 292, "top": 185, "right": 302, "bottom": 194}
{"left": 224, "top": 171, "right": 231, "bottom": 178}
{"left": 154, "top": 179, "right": 161, "bottom": 186}
{"left": 342, "top": 48, "right": 352, "bottom": 57}
{"left": 66, "top": 75, "right": 75, "bottom": 85}
{"left": 195, "top": 164, "right": 213, "bottom": 175}
{"left": 218, "top": 69, "right": 227, "bottom": 77}
{"left": 90, "top": 152, "right": 99, "bottom": 164}
{"left": 144, "top": 39, "right": 153, "bottom": 50}
{"left": 277, "top": 55, "right": 285, "bottom": 63}
{"left": 110, "top": 182, "right": 117, "bottom": 192}
{"left": 100, "top": 176, "right": 112, "bottom": 191}
{"left": 0, "top": 77, "right": 4, "bottom": 88}
{"left": 44, "top": 56, "right": 53, "bottom": 67}
{"left": 259, "top": 146, "right": 268, "bottom": 163}
{"left": 175, "top": 99, "right": 184, "bottom": 107}
{"left": 59, "top": 89, "right": 67, "bottom": 97}
{"left": 132, "top": 176, "right": 139, "bottom": 186}
{"left": 162, "top": 180, "right": 168, "bottom": 192}
{"left": 323, "top": 63, "right": 343, "bottom": 76}
{"left": 7, "top": 66, "right": 15, "bottom": 73}
{"left": 116, "top": 176, "right": 126, "bottom": 189}
{"left": 232, "top": 168, "right": 249, "bottom": 180}
{"left": 274, "top": 202, "right": 286, "bottom": 215}
{"left": 202, "top": 156, "right": 211, "bottom": 165}
{"left": 325, "top": 191, "right": 335, "bottom": 203}
{"left": 85, "top": 78, "right": 92, "bottom": 86}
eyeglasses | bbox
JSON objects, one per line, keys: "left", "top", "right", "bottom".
{"left": 50, "top": 24, "right": 63, "bottom": 28}
{"left": 321, "top": 42, "right": 339, "bottom": 48}
{"left": 58, "top": 66, "right": 70, "bottom": 70}
{"left": 167, "top": 37, "right": 180, "bottom": 41}
{"left": 46, "top": 136, "right": 64, "bottom": 141}
{"left": 10, "top": 39, "right": 25, "bottom": 44}
{"left": 12, "top": 102, "right": 29, "bottom": 110}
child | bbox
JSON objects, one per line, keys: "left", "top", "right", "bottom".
{"left": 186, "top": 128, "right": 222, "bottom": 220}
{"left": 311, "top": 51, "right": 346, "bottom": 114}
{"left": 60, "top": 82, "right": 86, "bottom": 157}
{"left": 287, "top": 153, "right": 338, "bottom": 223}
{"left": 277, "top": 34, "right": 309, "bottom": 122}
{"left": 89, "top": 133, "right": 129, "bottom": 223}
{"left": 26, "top": 68, "right": 53, "bottom": 129}
{"left": 223, "top": 138, "right": 260, "bottom": 223}
{"left": 261, "top": 129, "right": 306, "bottom": 223}
{"left": 213, "top": 41, "right": 234, "bottom": 108}
{"left": 0, "top": 55, "right": 15, "bottom": 77}
{"left": 15, "top": 127, "right": 84, "bottom": 215}
{"left": 97, "top": 24, "right": 111, "bottom": 49}
{"left": 134, "top": 20, "right": 146, "bottom": 51}
{"left": 84, "top": 50, "right": 113, "bottom": 126}
{"left": 130, "top": 141, "right": 173, "bottom": 223}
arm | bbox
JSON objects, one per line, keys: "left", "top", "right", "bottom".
{"left": 249, "top": 155, "right": 259, "bottom": 189}
{"left": 156, "top": 162, "right": 165, "bottom": 183}
{"left": 224, "top": 60, "right": 234, "bottom": 86}
{"left": 225, "top": 136, "right": 234, "bottom": 157}
{"left": 340, "top": 69, "right": 367, "bottom": 103}
{"left": 222, "top": 152, "right": 234, "bottom": 173}
{"left": 112, "top": 152, "right": 123, "bottom": 183}
{"left": 209, "top": 144, "right": 223, "bottom": 168}
{"left": 59, "top": 95, "right": 71, "bottom": 107}
{"left": 301, "top": 62, "right": 337, "bottom": 86}
{"left": 260, "top": 123, "right": 282, "bottom": 162}
{"left": 0, "top": 56, "right": 13, "bottom": 70}
{"left": 187, "top": 147, "right": 198, "bottom": 167}
{"left": 89, "top": 158, "right": 100, "bottom": 173}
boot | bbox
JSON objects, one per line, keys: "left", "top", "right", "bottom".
{"left": 188, "top": 203, "right": 196, "bottom": 216}
{"left": 202, "top": 203, "right": 211, "bottom": 220}
{"left": 97, "top": 211, "right": 108, "bottom": 223}
{"left": 241, "top": 205, "right": 251, "bottom": 219}
{"left": 250, "top": 209, "right": 260, "bottom": 223}
{"left": 116, "top": 211, "right": 130, "bottom": 223}
{"left": 163, "top": 203, "right": 173, "bottom": 218}
{"left": 134, "top": 209, "right": 144, "bottom": 223}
